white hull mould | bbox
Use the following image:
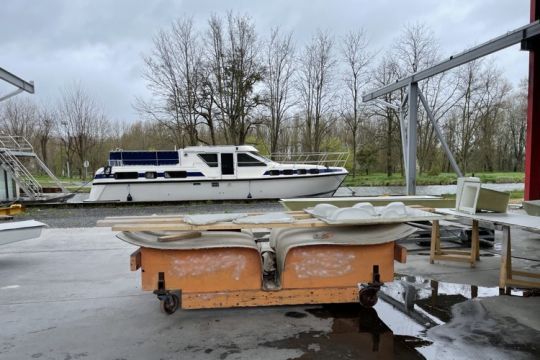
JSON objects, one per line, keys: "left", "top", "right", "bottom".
{"left": 0, "top": 220, "right": 46, "bottom": 246}
{"left": 87, "top": 173, "right": 347, "bottom": 202}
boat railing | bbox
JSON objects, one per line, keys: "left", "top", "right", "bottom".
{"left": 270, "top": 151, "right": 349, "bottom": 168}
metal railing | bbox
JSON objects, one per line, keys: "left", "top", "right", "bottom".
{"left": 0, "top": 134, "right": 68, "bottom": 199}
{"left": 0, "top": 135, "right": 34, "bottom": 152}
{"left": 0, "top": 149, "right": 42, "bottom": 199}
{"left": 270, "top": 151, "right": 349, "bottom": 168}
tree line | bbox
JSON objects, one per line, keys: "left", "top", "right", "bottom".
{"left": 0, "top": 13, "right": 527, "bottom": 180}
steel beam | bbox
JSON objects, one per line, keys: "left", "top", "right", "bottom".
{"left": 418, "top": 89, "right": 463, "bottom": 177}
{"left": 363, "top": 20, "right": 540, "bottom": 101}
{"left": 0, "top": 88, "right": 24, "bottom": 103}
{"left": 407, "top": 83, "right": 418, "bottom": 195}
{"left": 0, "top": 67, "right": 34, "bottom": 94}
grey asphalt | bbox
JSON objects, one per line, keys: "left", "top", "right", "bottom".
{"left": 1, "top": 210, "right": 539, "bottom": 359}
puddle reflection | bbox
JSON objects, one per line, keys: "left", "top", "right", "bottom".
{"left": 266, "top": 303, "right": 428, "bottom": 359}
{"left": 269, "top": 276, "right": 536, "bottom": 359}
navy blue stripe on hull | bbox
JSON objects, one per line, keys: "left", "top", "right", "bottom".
{"left": 92, "top": 172, "right": 348, "bottom": 185}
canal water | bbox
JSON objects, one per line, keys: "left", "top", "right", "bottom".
{"left": 334, "top": 183, "right": 524, "bottom": 197}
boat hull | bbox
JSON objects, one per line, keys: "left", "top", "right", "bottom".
{"left": 87, "top": 173, "right": 347, "bottom": 202}
{"left": 0, "top": 220, "right": 46, "bottom": 246}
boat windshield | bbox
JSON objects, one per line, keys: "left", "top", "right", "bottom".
{"left": 250, "top": 151, "right": 270, "bottom": 162}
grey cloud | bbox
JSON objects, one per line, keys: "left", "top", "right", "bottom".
{"left": 0, "top": 0, "right": 531, "bottom": 121}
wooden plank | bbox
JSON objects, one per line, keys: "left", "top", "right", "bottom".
{"left": 158, "top": 231, "right": 202, "bottom": 242}
{"left": 505, "top": 278, "right": 540, "bottom": 289}
{"left": 471, "top": 220, "right": 480, "bottom": 261}
{"left": 0, "top": 215, "right": 14, "bottom": 221}
{"left": 432, "top": 254, "right": 473, "bottom": 263}
{"left": 97, "top": 211, "right": 309, "bottom": 226}
{"left": 181, "top": 287, "right": 359, "bottom": 309}
{"left": 430, "top": 220, "right": 439, "bottom": 264}
{"left": 512, "top": 270, "right": 540, "bottom": 279}
{"left": 437, "top": 249, "right": 472, "bottom": 255}
{"left": 110, "top": 214, "right": 449, "bottom": 232}
{"left": 394, "top": 243, "right": 407, "bottom": 263}
{"left": 499, "top": 226, "right": 512, "bottom": 288}
{"left": 140, "top": 247, "right": 262, "bottom": 293}
{"left": 130, "top": 248, "right": 141, "bottom": 271}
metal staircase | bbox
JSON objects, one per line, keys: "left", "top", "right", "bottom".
{"left": 0, "top": 135, "right": 67, "bottom": 200}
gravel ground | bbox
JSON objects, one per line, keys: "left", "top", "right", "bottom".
{"left": 15, "top": 201, "right": 284, "bottom": 228}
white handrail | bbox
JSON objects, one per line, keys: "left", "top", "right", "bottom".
{"left": 270, "top": 151, "right": 349, "bottom": 168}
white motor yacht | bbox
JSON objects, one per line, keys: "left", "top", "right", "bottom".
{"left": 87, "top": 145, "right": 348, "bottom": 202}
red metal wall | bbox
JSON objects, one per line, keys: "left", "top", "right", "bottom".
{"left": 525, "top": 0, "right": 540, "bottom": 200}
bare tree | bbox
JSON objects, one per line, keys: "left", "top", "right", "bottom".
{"left": 451, "top": 60, "right": 509, "bottom": 172}
{"left": 505, "top": 79, "right": 527, "bottom": 171}
{"left": 297, "top": 30, "right": 336, "bottom": 152}
{"left": 340, "top": 29, "right": 371, "bottom": 177}
{"left": 57, "top": 84, "right": 108, "bottom": 179}
{"left": 138, "top": 17, "right": 203, "bottom": 146}
{"left": 370, "top": 54, "right": 403, "bottom": 176}
{"left": 477, "top": 66, "right": 511, "bottom": 171}
{"left": 394, "top": 22, "right": 460, "bottom": 174}
{"left": 262, "top": 27, "right": 296, "bottom": 156}
{"left": 0, "top": 98, "right": 38, "bottom": 139}
{"left": 35, "top": 105, "right": 56, "bottom": 165}
{"left": 205, "top": 13, "right": 263, "bottom": 144}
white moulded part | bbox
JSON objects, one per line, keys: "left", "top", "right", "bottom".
{"left": 352, "top": 202, "right": 377, "bottom": 216}
{"left": 233, "top": 212, "right": 294, "bottom": 224}
{"left": 328, "top": 207, "right": 377, "bottom": 221}
{"left": 379, "top": 202, "right": 407, "bottom": 218}
{"left": 310, "top": 203, "right": 339, "bottom": 218}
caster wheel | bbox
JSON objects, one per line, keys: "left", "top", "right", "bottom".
{"left": 359, "top": 287, "right": 379, "bottom": 308}
{"left": 160, "top": 294, "right": 180, "bottom": 314}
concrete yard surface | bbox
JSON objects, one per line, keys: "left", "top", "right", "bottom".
{"left": 0, "top": 226, "right": 539, "bottom": 359}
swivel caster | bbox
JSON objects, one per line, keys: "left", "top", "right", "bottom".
{"left": 359, "top": 286, "right": 379, "bottom": 307}
{"left": 159, "top": 293, "right": 180, "bottom": 315}
{"left": 359, "top": 264, "right": 383, "bottom": 308}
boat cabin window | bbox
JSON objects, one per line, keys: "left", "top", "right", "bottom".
{"left": 237, "top": 153, "right": 265, "bottom": 167}
{"left": 198, "top": 153, "right": 219, "bottom": 167}
{"left": 269, "top": 170, "right": 280, "bottom": 176}
{"left": 282, "top": 169, "right": 294, "bottom": 175}
{"left": 145, "top": 171, "right": 157, "bottom": 179}
{"left": 114, "top": 172, "right": 139, "bottom": 180}
{"left": 297, "top": 169, "right": 307, "bottom": 175}
{"left": 164, "top": 171, "right": 187, "bottom": 178}
{"left": 309, "top": 169, "right": 320, "bottom": 174}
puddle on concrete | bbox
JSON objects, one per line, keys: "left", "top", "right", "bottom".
{"left": 265, "top": 276, "right": 538, "bottom": 359}
{"left": 264, "top": 303, "right": 427, "bottom": 359}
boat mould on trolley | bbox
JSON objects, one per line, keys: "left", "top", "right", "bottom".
{"left": 87, "top": 145, "right": 348, "bottom": 202}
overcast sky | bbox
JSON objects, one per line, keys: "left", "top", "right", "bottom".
{"left": 0, "top": 0, "right": 532, "bottom": 122}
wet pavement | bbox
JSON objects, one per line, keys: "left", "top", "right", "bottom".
{"left": 1, "top": 226, "right": 539, "bottom": 359}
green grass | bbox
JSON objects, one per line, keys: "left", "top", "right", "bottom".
{"left": 32, "top": 175, "right": 92, "bottom": 192}
{"left": 343, "top": 172, "right": 524, "bottom": 187}
{"left": 441, "top": 190, "right": 524, "bottom": 200}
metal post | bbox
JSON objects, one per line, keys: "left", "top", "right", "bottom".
{"left": 398, "top": 109, "right": 408, "bottom": 180}
{"left": 399, "top": 94, "right": 409, "bottom": 180}
{"left": 418, "top": 89, "right": 463, "bottom": 177}
{"left": 407, "top": 83, "right": 418, "bottom": 195}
